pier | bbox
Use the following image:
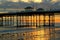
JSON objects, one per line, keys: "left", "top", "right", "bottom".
{"left": 0, "top": 11, "right": 60, "bottom": 40}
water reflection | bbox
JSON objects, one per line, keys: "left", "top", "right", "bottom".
{"left": 0, "top": 27, "right": 58, "bottom": 40}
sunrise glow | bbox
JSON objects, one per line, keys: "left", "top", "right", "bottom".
{"left": 9, "top": 0, "right": 19, "bottom": 2}
{"left": 32, "top": 0, "right": 42, "bottom": 3}
{"left": 52, "top": 0, "right": 58, "bottom": 2}
{"left": 9, "top": 0, "right": 42, "bottom": 3}
{"left": 9, "top": 0, "right": 59, "bottom": 3}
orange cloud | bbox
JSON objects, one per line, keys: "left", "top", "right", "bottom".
{"left": 9, "top": 0, "right": 42, "bottom": 3}
{"left": 8, "top": 0, "right": 19, "bottom": 2}
{"left": 51, "top": 0, "right": 59, "bottom": 3}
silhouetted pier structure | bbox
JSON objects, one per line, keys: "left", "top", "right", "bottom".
{"left": 0, "top": 11, "right": 55, "bottom": 27}
{"left": 0, "top": 11, "right": 56, "bottom": 31}
{"left": 0, "top": 11, "right": 60, "bottom": 40}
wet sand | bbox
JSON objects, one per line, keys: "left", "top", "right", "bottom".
{"left": 0, "top": 27, "right": 60, "bottom": 40}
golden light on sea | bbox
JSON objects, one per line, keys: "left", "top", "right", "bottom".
{"left": 24, "top": 29, "right": 45, "bottom": 40}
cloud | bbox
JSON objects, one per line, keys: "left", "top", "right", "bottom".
{"left": 51, "top": 0, "right": 60, "bottom": 3}
{"left": 0, "top": 2, "right": 2, "bottom": 4}
{"left": 21, "top": 0, "right": 42, "bottom": 3}
{"left": 33, "top": 0, "right": 42, "bottom": 3}
{"left": 20, "top": 0, "right": 29, "bottom": 3}
{"left": 7, "top": 0, "right": 19, "bottom": 2}
{"left": 7, "top": 0, "right": 42, "bottom": 3}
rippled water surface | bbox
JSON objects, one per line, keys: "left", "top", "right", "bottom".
{"left": 0, "top": 27, "right": 60, "bottom": 40}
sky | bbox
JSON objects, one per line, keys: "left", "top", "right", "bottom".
{"left": 1, "top": 0, "right": 42, "bottom": 3}
{"left": 0, "top": 0, "right": 59, "bottom": 3}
